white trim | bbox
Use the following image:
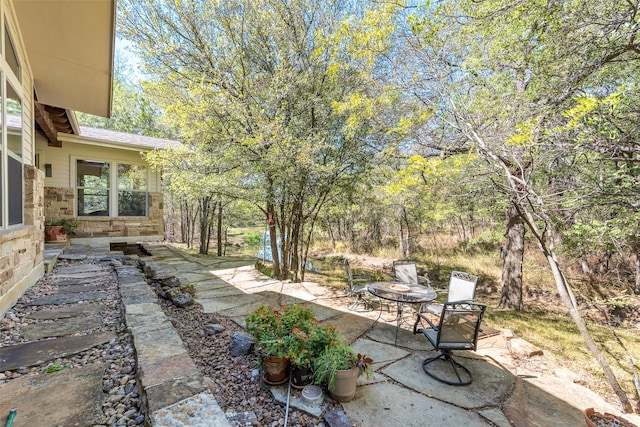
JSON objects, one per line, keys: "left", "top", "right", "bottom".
{"left": 72, "top": 156, "right": 150, "bottom": 218}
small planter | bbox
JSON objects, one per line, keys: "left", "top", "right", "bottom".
{"left": 262, "top": 356, "right": 290, "bottom": 385}
{"left": 328, "top": 366, "right": 358, "bottom": 402}
{"left": 584, "top": 408, "right": 637, "bottom": 427}
{"left": 44, "top": 225, "right": 67, "bottom": 243}
{"left": 290, "top": 365, "right": 314, "bottom": 389}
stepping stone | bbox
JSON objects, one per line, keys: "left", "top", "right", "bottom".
{"left": 49, "top": 284, "right": 107, "bottom": 294}
{"left": 0, "top": 332, "right": 116, "bottom": 371}
{"left": 55, "top": 264, "right": 110, "bottom": 274}
{"left": 342, "top": 382, "right": 488, "bottom": 426}
{"left": 21, "top": 316, "right": 103, "bottom": 340}
{"left": 53, "top": 272, "right": 111, "bottom": 280}
{"left": 27, "top": 291, "right": 108, "bottom": 306}
{"left": 381, "top": 351, "right": 514, "bottom": 409}
{"left": 51, "top": 277, "right": 106, "bottom": 286}
{"left": 0, "top": 364, "right": 107, "bottom": 427}
{"left": 195, "top": 287, "right": 245, "bottom": 298}
{"left": 26, "top": 304, "right": 105, "bottom": 320}
{"left": 267, "top": 384, "right": 323, "bottom": 417}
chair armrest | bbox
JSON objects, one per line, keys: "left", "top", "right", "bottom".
{"left": 418, "top": 275, "right": 431, "bottom": 287}
{"left": 413, "top": 311, "right": 438, "bottom": 335}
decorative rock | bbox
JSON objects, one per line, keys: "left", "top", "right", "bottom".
{"left": 161, "top": 277, "right": 181, "bottom": 288}
{"left": 171, "top": 293, "right": 193, "bottom": 308}
{"left": 204, "top": 324, "right": 225, "bottom": 336}
{"left": 324, "top": 409, "right": 352, "bottom": 427}
{"left": 229, "top": 331, "right": 254, "bottom": 357}
{"left": 226, "top": 409, "right": 259, "bottom": 425}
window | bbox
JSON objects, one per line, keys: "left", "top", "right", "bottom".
{"left": 4, "top": 25, "right": 20, "bottom": 82}
{"left": 0, "top": 20, "right": 23, "bottom": 229}
{"left": 117, "top": 164, "right": 147, "bottom": 216}
{"left": 76, "top": 160, "right": 148, "bottom": 217}
{"left": 77, "top": 160, "right": 110, "bottom": 216}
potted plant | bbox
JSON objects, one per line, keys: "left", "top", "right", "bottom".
{"left": 289, "top": 322, "right": 340, "bottom": 389}
{"left": 313, "top": 339, "right": 372, "bottom": 402}
{"left": 584, "top": 408, "right": 637, "bottom": 427}
{"left": 245, "top": 304, "right": 318, "bottom": 385}
{"left": 44, "top": 218, "right": 78, "bottom": 243}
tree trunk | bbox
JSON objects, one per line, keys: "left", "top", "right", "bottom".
{"left": 399, "top": 207, "right": 410, "bottom": 257}
{"left": 290, "top": 197, "right": 303, "bottom": 282}
{"left": 198, "top": 196, "right": 212, "bottom": 255}
{"left": 545, "top": 249, "right": 633, "bottom": 413}
{"left": 499, "top": 203, "right": 525, "bottom": 310}
{"left": 216, "top": 200, "right": 223, "bottom": 257}
{"left": 635, "top": 249, "right": 640, "bottom": 295}
{"left": 267, "top": 198, "right": 281, "bottom": 279}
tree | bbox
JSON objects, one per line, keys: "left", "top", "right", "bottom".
{"left": 119, "top": 0, "right": 396, "bottom": 280}
{"left": 145, "top": 142, "right": 241, "bottom": 255}
{"left": 398, "top": 0, "right": 640, "bottom": 412}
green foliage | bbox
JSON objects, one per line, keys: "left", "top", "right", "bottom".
{"left": 243, "top": 232, "right": 262, "bottom": 247}
{"left": 312, "top": 340, "right": 356, "bottom": 389}
{"left": 46, "top": 218, "right": 78, "bottom": 235}
{"left": 119, "top": 0, "right": 398, "bottom": 280}
{"left": 312, "top": 340, "right": 373, "bottom": 389}
{"left": 44, "top": 363, "right": 69, "bottom": 373}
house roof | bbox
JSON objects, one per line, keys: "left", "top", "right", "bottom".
{"left": 13, "top": 0, "right": 116, "bottom": 118}
{"left": 57, "top": 126, "right": 179, "bottom": 151}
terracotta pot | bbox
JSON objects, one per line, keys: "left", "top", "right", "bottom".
{"left": 290, "top": 365, "right": 314, "bottom": 389}
{"left": 263, "top": 356, "right": 289, "bottom": 385}
{"left": 584, "top": 408, "right": 637, "bottom": 427}
{"left": 329, "top": 366, "right": 358, "bottom": 402}
{"left": 44, "top": 225, "right": 67, "bottom": 243}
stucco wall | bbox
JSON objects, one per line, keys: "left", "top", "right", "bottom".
{"left": 0, "top": 166, "right": 44, "bottom": 316}
{"left": 44, "top": 187, "right": 164, "bottom": 238}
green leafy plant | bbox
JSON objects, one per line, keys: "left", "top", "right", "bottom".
{"left": 288, "top": 323, "right": 339, "bottom": 368}
{"left": 44, "top": 363, "right": 69, "bottom": 373}
{"left": 244, "top": 232, "right": 262, "bottom": 246}
{"left": 245, "top": 304, "right": 317, "bottom": 360}
{"left": 46, "top": 218, "right": 78, "bottom": 235}
{"left": 313, "top": 339, "right": 373, "bottom": 389}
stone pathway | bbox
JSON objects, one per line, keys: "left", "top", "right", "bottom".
{"left": 2, "top": 242, "right": 639, "bottom": 427}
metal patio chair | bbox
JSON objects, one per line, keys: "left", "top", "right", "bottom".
{"left": 422, "top": 270, "right": 477, "bottom": 316}
{"left": 344, "top": 259, "right": 370, "bottom": 311}
{"left": 392, "top": 259, "right": 431, "bottom": 287}
{"left": 413, "top": 300, "right": 486, "bottom": 385}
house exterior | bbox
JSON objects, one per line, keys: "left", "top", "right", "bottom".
{"left": 0, "top": 0, "right": 119, "bottom": 317}
{"left": 37, "top": 125, "right": 172, "bottom": 245}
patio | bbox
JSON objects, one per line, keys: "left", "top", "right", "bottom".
{"left": 142, "top": 243, "right": 633, "bottom": 426}
{"left": 1, "top": 242, "right": 636, "bottom": 426}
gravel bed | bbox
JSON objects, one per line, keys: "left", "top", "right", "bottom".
{"left": 1, "top": 257, "right": 346, "bottom": 427}
{"left": 0, "top": 259, "right": 145, "bottom": 427}
{"left": 157, "top": 296, "right": 345, "bottom": 427}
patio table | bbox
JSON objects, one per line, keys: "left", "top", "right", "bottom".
{"left": 368, "top": 281, "right": 437, "bottom": 346}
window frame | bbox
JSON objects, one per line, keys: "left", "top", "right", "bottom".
{"left": 0, "top": 15, "right": 24, "bottom": 230}
{"left": 74, "top": 158, "right": 150, "bottom": 218}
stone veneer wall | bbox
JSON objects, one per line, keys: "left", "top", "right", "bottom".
{"left": 0, "top": 166, "right": 45, "bottom": 317}
{"left": 44, "top": 187, "right": 164, "bottom": 238}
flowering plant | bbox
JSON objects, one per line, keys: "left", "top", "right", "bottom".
{"left": 245, "top": 304, "right": 319, "bottom": 361}
{"left": 285, "top": 322, "right": 336, "bottom": 367}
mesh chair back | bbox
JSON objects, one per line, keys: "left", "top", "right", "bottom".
{"left": 393, "top": 260, "right": 419, "bottom": 285}
{"left": 435, "top": 302, "right": 485, "bottom": 351}
{"left": 447, "top": 271, "right": 478, "bottom": 303}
